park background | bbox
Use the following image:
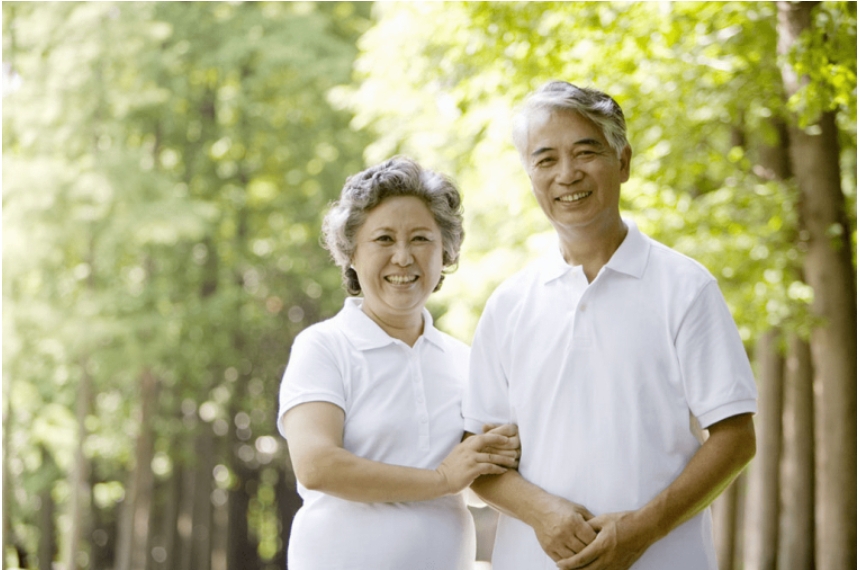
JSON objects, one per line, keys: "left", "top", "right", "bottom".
{"left": 2, "top": 2, "right": 856, "bottom": 569}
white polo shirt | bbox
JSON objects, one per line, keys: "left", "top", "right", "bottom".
{"left": 278, "top": 297, "right": 476, "bottom": 570}
{"left": 464, "top": 220, "right": 757, "bottom": 570}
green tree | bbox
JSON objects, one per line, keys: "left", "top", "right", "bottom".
{"left": 3, "top": 2, "right": 371, "bottom": 568}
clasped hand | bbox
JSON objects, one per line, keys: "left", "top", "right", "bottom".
{"left": 435, "top": 424, "right": 520, "bottom": 494}
{"left": 542, "top": 509, "right": 651, "bottom": 570}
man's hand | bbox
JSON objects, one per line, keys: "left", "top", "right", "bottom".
{"left": 555, "top": 511, "right": 652, "bottom": 569}
{"left": 532, "top": 497, "right": 598, "bottom": 562}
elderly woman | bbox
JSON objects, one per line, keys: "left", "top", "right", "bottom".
{"left": 277, "top": 156, "right": 519, "bottom": 569}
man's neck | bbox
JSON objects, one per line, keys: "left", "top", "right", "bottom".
{"left": 557, "top": 217, "right": 628, "bottom": 283}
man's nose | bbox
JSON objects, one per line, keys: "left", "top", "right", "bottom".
{"left": 558, "top": 155, "right": 582, "bottom": 184}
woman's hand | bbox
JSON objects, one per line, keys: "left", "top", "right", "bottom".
{"left": 435, "top": 425, "right": 520, "bottom": 494}
{"left": 481, "top": 423, "right": 521, "bottom": 462}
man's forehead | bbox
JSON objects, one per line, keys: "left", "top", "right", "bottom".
{"left": 526, "top": 108, "right": 606, "bottom": 150}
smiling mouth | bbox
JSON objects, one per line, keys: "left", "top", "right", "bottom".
{"left": 385, "top": 275, "right": 419, "bottom": 285}
{"left": 557, "top": 191, "right": 592, "bottom": 202}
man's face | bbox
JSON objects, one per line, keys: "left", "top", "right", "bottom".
{"left": 523, "top": 109, "right": 631, "bottom": 235}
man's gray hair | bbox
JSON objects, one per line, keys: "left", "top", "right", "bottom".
{"left": 512, "top": 81, "right": 630, "bottom": 160}
{"left": 321, "top": 156, "right": 464, "bottom": 295}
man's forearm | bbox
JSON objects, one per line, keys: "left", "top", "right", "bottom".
{"left": 556, "top": 413, "right": 757, "bottom": 570}
{"left": 471, "top": 468, "right": 599, "bottom": 561}
{"left": 470, "top": 469, "right": 553, "bottom": 527}
{"left": 636, "top": 413, "right": 756, "bottom": 538}
{"left": 618, "top": 413, "right": 756, "bottom": 550}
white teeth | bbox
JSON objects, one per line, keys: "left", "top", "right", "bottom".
{"left": 386, "top": 275, "right": 417, "bottom": 285}
{"left": 558, "top": 191, "right": 591, "bottom": 202}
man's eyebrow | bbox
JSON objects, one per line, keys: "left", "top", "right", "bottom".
{"left": 530, "top": 146, "right": 554, "bottom": 157}
{"left": 530, "top": 138, "right": 605, "bottom": 157}
{"left": 574, "top": 137, "right": 604, "bottom": 148}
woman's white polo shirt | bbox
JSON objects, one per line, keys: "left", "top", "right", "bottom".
{"left": 278, "top": 297, "right": 475, "bottom": 570}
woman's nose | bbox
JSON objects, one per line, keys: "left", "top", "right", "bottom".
{"left": 391, "top": 242, "right": 413, "bottom": 266}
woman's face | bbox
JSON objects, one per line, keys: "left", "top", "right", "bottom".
{"left": 352, "top": 195, "right": 444, "bottom": 325}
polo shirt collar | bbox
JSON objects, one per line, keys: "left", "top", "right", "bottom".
{"left": 605, "top": 220, "right": 650, "bottom": 279}
{"left": 337, "top": 297, "right": 446, "bottom": 351}
{"left": 540, "top": 219, "right": 650, "bottom": 284}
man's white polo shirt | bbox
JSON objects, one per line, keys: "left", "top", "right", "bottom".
{"left": 464, "top": 220, "right": 757, "bottom": 570}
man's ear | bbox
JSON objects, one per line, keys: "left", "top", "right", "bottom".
{"left": 619, "top": 145, "right": 632, "bottom": 183}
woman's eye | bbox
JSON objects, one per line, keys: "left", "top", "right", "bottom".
{"left": 413, "top": 235, "right": 430, "bottom": 242}
{"left": 375, "top": 235, "right": 393, "bottom": 242}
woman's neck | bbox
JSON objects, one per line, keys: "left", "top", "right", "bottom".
{"left": 361, "top": 304, "right": 424, "bottom": 347}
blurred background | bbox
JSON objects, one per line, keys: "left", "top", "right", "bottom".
{"left": 2, "top": 2, "right": 856, "bottom": 569}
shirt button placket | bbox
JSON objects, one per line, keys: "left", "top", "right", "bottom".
{"left": 410, "top": 350, "right": 430, "bottom": 451}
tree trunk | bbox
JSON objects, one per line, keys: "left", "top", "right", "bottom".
{"left": 156, "top": 461, "right": 183, "bottom": 570}
{"left": 38, "top": 481, "right": 57, "bottom": 570}
{"left": 36, "top": 446, "right": 58, "bottom": 570}
{"left": 227, "top": 460, "right": 261, "bottom": 570}
{"left": 211, "top": 480, "right": 229, "bottom": 570}
{"left": 777, "top": 4, "right": 858, "bottom": 569}
{"left": 3, "top": 391, "right": 16, "bottom": 568}
{"left": 777, "top": 335, "right": 815, "bottom": 570}
{"left": 64, "top": 363, "right": 93, "bottom": 570}
{"left": 712, "top": 477, "right": 740, "bottom": 570}
{"left": 176, "top": 462, "right": 195, "bottom": 570}
{"left": 275, "top": 465, "right": 301, "bottom": 569}
{"left": 191, "top": 430, "right": 214, "bottom": 570}
{"left": 115, "top": 369, "right": 160, "bottom": 570}
{"left": 743, "top": 329, "right": 784, "bottom": 570}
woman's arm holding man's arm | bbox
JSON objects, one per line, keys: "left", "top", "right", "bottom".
{"left": 282, "top": 402, "right": 519, "bottom": 504}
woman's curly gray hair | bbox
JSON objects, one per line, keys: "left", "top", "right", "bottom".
{"left": 322, "top": 156, "right": 464, "bottom": 295}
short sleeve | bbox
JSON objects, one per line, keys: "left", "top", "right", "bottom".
{"left": 464, "top": 299, "right": 512, "bottom": 434}
{"left": 277, "top": 327, "right": 347, "bottom": 438}
{"left": 676, "top": 281, "right": 758, "bottom": 428}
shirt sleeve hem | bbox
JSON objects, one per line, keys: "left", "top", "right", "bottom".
{"left": 277, "top": 394, "right": 346, "bottom": 438}
{"left": 463, "top": 417, "right": 488, "bottom": 435}
{"left": 697, "top": 399, "right": 757, "bottom": 429}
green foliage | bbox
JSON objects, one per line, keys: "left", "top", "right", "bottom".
{"left": 784, "top": 1, "right": 857, "bottom": 128}
{"left": 341, "top": 1, "right": 855, "bottom": 345}
{"left": 3, "top": 1, "right": 856, "bottom": 564}
{"left": 4, "top": 1, "right": 370, "bottom": 561}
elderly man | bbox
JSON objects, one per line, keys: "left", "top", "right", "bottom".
{"left": 465, "top": 81, "right": 758, "bottom": 570}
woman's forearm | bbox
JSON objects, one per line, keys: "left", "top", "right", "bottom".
{"left": 284, "top": 402, "right": 516, "bottom": 504}
{"left": 297, "top": 446, "right": 449, "bottom": 503}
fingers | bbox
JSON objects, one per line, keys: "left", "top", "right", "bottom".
{"left": 577, "top": 518, "right": 598, "bottom": 543}
{"left": 556, "top": 546, "right": 597, "bottom": 570}
{"left": 472, "top": 433, "right": 520, "bottom": 454}
{"left": 487, "top": 452, "right": 518, "bottom": 468}
{"left": 470, "top": 432, "right": 513, "bottom": 450}
{"left": 477, "top": 463, "right": 508, "bottom": 476}
{"left": 484, "top": 423, "right": 518, "bottom": 437}
{"left": 548, "top": 546, "right": 574, "bottom": 563}
{"left": 484, "top": 447, "right": 518, "bottom": 459}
